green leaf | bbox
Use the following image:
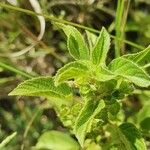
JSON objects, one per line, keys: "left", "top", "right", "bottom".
{"left": 74, "top": 99, "right": 105, "bottom": 146}
{"left": 118, "top": 123, "right": 146, "bottom": 150}
{"left": 111, "top": 81, "right": 134, "bottom": 100}
{"left": 9, "top": 77, "right": 72, "bottom": 107}
{"left": 67, "top": 30, "right": 89, "bottom": 60}
{"left": 92, "top": 27, "right": 110, "bottom": 66}
{"left": 35, "top": 131, "right": 80, "bottom": 150}
{"left": 54, "top": 61, "right": 89, "bottom": 85}
{"left": 138, "top": 104, "right": 150, "bottom": 131}
{"left": 93, "top": 66, "right": 116, "bottom": 82}
{"left": 123, "top": 45, "right": 150, "bottom": 66}
{"left": 109, "top": 58, "right": 150, "bottom": 87}
{"left": 68, "top": 35, "right": 80, "bottom": 59}
{"left": 55, "top": 60, "right": 116, "bottom": 86}
{"left": 57, "top": 23, "right": 89, "bottom": 60}
{"left": 108, "top": 101, "right": 120, "bottom": 116}
{"left": 86, "top": 30, "right": 97, "bottom": 51}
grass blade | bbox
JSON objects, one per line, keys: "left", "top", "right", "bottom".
{"left": 115, "top": 0, "right": 125, "bottom": 57}
{"left": 0, "top": 62, "right": 34, "bottom": 78}
{"left": 0, "top": 132, "right": 17, "bottom": 149}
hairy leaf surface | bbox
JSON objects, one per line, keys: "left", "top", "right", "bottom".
{"left": 94, "top": 66, "right": 116, "bottom": 81}
{"left": 86, "top": 30, "right": 97, "bottom": 51}
{"left": 74, "top": 99, "right": 105, "bottom": 146}
{"left": 57, "top": 23, "right": 89, "bottom": 60}
{"left": 109, "top": 58, "right": 150, "bottom": 87}
{"left": 55, "top": 61, "right": 89, "bottom": 85}
{"left": 123, "top": 45, "right": 150, "bottom": 66}
{"left": 92, "top": 27, "right": 110, "bottom": 66}
{"left": 9, "top": 77, "right": 72, "bottom": 106}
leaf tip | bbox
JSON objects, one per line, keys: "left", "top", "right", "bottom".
{"left": 8, "top": 90, "right": 16, "bottom": 96}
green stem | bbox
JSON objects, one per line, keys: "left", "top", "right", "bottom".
{"left": 121, "top": 0, "right": 131, "bottom": 55}
{"left": 0, "top": 62, "right": 34, "bottom": 78}
{"left": 0, "top": 3, "right": 145, "bottom": 51}
{"left": 115, "top": 0, "right": 125, "bottom": 57}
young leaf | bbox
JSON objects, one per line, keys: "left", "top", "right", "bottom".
{"left": 109, "top": 58, "right": 150, "bottom": 87}
{"left": 74, "top": 99, "right": 105, "bottom": 146}
{"left": 117, "top": 123, "right": 146, "bottom": 150}
{"left": 92, "top": 27, "right": 110, "bottom": 66}
{"left": 54, "top": 61, "right": 89, "bottom": 85}
{"left": 57, "top": 23, "right": 89, "bottom": 60}
{"left": 9, "top": 77, "right": 72, "bottom": 107}
{"left": 123, "top": 45, "right": 150, "bottom": 66}
{"left": 93, "top": 66, "right": 116, "bottom": 82}
{"left": 35, "top": 131, "right": 80, "bottom": 150}
{"left": 68, "top": 35, "right": 80, "bottom": 59}
{"left": 86, "top": 30, "right": 97, "bottom": 51}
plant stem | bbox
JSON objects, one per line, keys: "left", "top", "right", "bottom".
{"left": 0, "top": 62, "right": 34, "bottom": 78}
{"left": 0, "top": 3, "right": 145, "bottom": 51}
{"left": 115, "top": 0, "right": 125, "bottom": 57}
{"left": 121, "top": 0, "right": 131, "bottom": 53}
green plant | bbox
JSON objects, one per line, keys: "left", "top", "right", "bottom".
{"left": 9, "top": 24, "right": 150, "bottom": 149}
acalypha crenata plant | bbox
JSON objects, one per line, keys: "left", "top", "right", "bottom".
{"left": 9, "top": 23, "right": 150, "bottom": 150}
